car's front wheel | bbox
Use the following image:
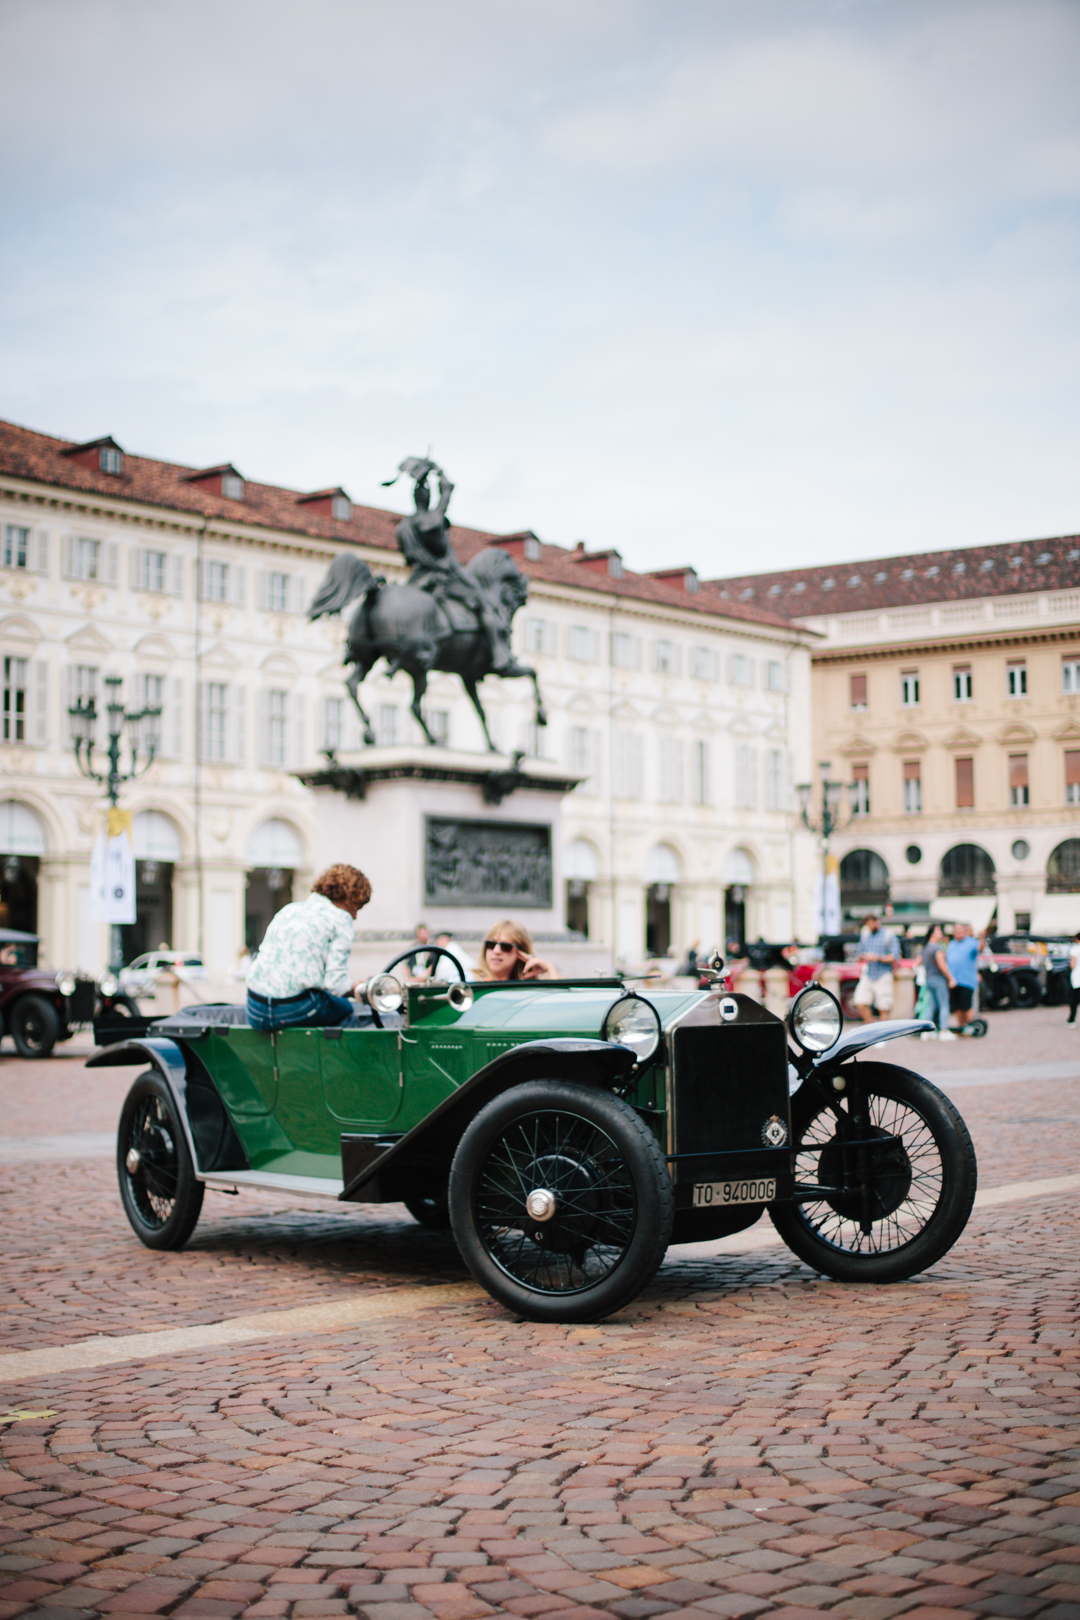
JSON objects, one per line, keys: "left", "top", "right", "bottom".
{"left": 11, "top": 994, "right": 60, "bottom": 1058}
{"left": 769, "top": 1061, "right": 976, "bottom": 1283}
{"left": 117, "top": 1071, "right": 204, "bottom": 1250}
{"left": 449, "top": 1080, "right": 673, "bottom": 1323}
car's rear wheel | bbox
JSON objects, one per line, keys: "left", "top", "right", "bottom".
{"left": 11, "top": 994, "right": 59, "bottom": 1058}
{"left": 1013, "top": 972, "right": 1041, "bottom": 1009}
{"left": 769, "top": 1062, "right": 976, "bottom": 1283}
{"left": 449, "top": 1080, "right": 673, "bottom": 1323}
{"left": 117, "top": 1071, "right": 204, "bottom": 1250}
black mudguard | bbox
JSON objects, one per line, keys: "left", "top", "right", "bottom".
{"left": 87, "top": 1037, "right": 249, "bottom": 1175}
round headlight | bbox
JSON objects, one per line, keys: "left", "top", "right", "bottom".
{"left": 365, "top": 973, "right": 404, "bottom": 1014}
{"left": 788, "top": 984, "right": 843, "bottom": 1054}
{"left": 99, "top": 973, "right": 119, "bottom": 997}
{"left": 601, "top": 993, "right": 661, "bottom": 1064}
{"left": 55, "top": 971, "right": 77, "bottom": 997}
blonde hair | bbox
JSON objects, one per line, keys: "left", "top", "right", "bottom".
{"left": 478, "top": 918, "right": 534, "bottom": 980}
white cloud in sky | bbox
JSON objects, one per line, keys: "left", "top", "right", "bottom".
{"left": 0, "top": 0, "right": 1078, "bottom": 575}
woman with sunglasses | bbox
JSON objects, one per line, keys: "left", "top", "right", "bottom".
{"left": 477, "top": 919, "right": 556, "bottom": 981}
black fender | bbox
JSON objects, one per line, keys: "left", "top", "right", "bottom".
{"left": 87, "top": 1037, "right": 249, "bottom": 1175}
{"left": 340, "top": 1036, "right": 636, "bottom": 1202}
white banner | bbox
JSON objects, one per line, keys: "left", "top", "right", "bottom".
{"left": 812, "top": 863, "right": 842, "bottom": 936}
{"left": 90, "top": 823, "right": 136, "bottom": 924}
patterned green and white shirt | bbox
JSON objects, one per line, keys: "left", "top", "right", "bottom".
{"left": 247, "top": 892, "right": 355, "bottom": 998}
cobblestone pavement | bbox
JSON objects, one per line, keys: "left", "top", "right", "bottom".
{"left": 1, "top": 1007, "right": 1078, "bottom": 1620}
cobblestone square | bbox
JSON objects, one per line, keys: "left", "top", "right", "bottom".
{"left": 2, "top": 1010, "right": 1078, "bottom": 1620}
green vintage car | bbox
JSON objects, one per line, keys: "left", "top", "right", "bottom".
{"left": 90, "top": 952, "right": 978, "bottom": 1322}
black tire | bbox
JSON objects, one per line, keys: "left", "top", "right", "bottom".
{"left": 449, "top": 1080, "right": 673, "bottom": 1323}
{"left": 980, "top": 973, "right": 1014, "bottom": 1010}
{"left": 1013, "top": 973, "right": 1041, "bottom": 1009}
{"left": 11, "top": 994, "right": 59, "bottom": 1058}
{"left": 967, "top": 1018, "right": 988, "bottom": 1038}
{"left": 117, "top": 1070, "right": 204, "bottom": 1250}
{"left": 769, "top": 1061, "right": 977, "bottom": 1283}
{"left": 403, "top": 1183, "right": 452, "bottom": 1229}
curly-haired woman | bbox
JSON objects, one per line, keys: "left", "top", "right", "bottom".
{"left": 247, "top": 863, "right": 372, "bottom": 1030}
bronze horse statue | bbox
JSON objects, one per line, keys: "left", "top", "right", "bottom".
{"left": 308, "top": 546, "right": 547, "bottom": 752}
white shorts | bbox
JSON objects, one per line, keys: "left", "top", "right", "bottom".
{"left": 853, "top": 974, "right": 893, "bottom": 1012}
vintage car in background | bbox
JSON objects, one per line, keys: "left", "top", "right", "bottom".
{"left": 979, "top": 937, "right": 1046, "bottom": 1010}
{"left": 91, "top": 946, "right": 978, "bottom": 1322}
{"left": 116, "top": 951, "right": 206, "bottom": 1002}
{"left": 0, "top": 927, "right": 98, "bottom": 1056}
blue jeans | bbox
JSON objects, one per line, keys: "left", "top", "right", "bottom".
{"left": 246, "top": 987, "right": 356, "bottom": 1031}
{"left": 926, "top": 979, "right": 951, "bottom": 1032}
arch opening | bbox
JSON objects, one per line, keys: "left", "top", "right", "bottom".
{"left": 1048, "top": 839, "right": 1080, "bottom": 894}
{"left": 940, "top": 844, "right": 996, "bottom": 897}
{"left": 840, "top": 848, "right": 890, "bottom": 914}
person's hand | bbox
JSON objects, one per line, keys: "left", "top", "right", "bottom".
{"left": 519, "top": 954, "right": 553, "bottom": 979}
{"left": 947, "top": 976, "right": 957, "bottom": 989}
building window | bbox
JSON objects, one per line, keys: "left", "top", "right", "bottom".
{"left": 99, "top": 446, "right": 123, "bottom": 474}
{"left": 903, "top": 759, "right": 921, "bottom": 814}
{"left": 203, "top": 561, "right": 228, "bottom": 602}
{"left": 376, "top": 703, "right": 399, "bottom": 747}
{"left": 690, "top": 740, "right": 710, "bottom": 805}
{"left": 955, "top": 755, "right": 974, "bottom": 809}
{"left": 424, "top": 707, "right": 449, "bottom": 746}
{"left": 658, "top": 735, "right": 683, "bottom": 802}
{"left": 323, "top": 696, "right": 344, "bottom": 752}
{"left": 690, "top": 646, "right": 718, "bottom": 681}
{"left": 764, "top": 749, "right": 786, "bottom": 810}
{"left": 611, "top": 631, "right": 641, "bottom": 669}
{"left": 140, "top": 550, "right": 167, "bottom": 593}
{"left": 136, "top": 673, "right": 164, "bottom": 752}
{"left": 3, "top": 526, "right": 28, "bottom": 570}
{"left": 849, "top": 673, "right": 867, "bottom": 710}
{"left": 1062, "top": 659, "right": 1080, "bottom": 693}
{"left": 524, "top": 536, "right": 541, "bottom": 561}
{"left": 265, "top": 690, "right": 288, "bottom": 765}
{"left": 900, "top": 670, "right": 919, "bottom": 706}
{"left": 331, "top": 494, "right": 351, "bottom": 521}
{"left": 570, "top": 727, "right": 590, "bottom": 778}
{"left": 222, "top": 473, "right": 244, "bottom": 500}
{"left": 524, "top": 618, "right": 554, "bottom": 656}
{"left": 567, "top": 624, "right": 599, "bottom": 662}
{"left": 734, "top": 744, "right": 757, "bottom": 809}
{"left": 1009, "top": 753, "right": 1029, "bottom": 807}
{"left": 612, "top": 728, "right": 644, "bottom": 799}
{"left": 1067, "top": 750, "right": 1080, "bottom": 805}
{"left": 654, "top": 639, "right": 679, "bottom": 675}
{"left": 1007, "top": 661, "right": 1027, "bottom": 697}
{"left": 73, "top": 537, "right": 101, "bottom": 581}
{"left": 2, "top": 657, "right": 27, "bottom": 743}
{"left": 729, "top": 653, "right": 755, "bottom": 688}
{"left": 267, "top": 572, "right": 289, "bottom": 613}
{"left": 953, "top": 666, "right": 973, "bottom": 702}
{"left": 205, "top": 682, "right": 228, "bottom": 762}
{"left": 851, "top": 762, "right": 870, "bottom": 815}
{"left": 765, "top": 660, "right": 785, "bottom": 692}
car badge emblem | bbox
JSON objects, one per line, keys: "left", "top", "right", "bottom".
{"left": 762, "top": 1115, "right": 788, "bottom": 1147}
{"left": 719, "top": 997, "right": 738, "bottom": 1021}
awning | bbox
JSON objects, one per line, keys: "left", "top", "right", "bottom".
{"left": 1030, "top": 894, "right": 1080, "bottom": 937}
{"left": 930, "top": 896, "right": 998, "bottom": 931}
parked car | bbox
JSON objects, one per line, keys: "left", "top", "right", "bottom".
{"left": 91, "top": 946, "right": 978, "bottom": 1322}
{"left": 979, "top": 937, "right": 1044, "bottom": 1010}
{"left": 116, "top": 952, "right": 206, "bottom": 1001}
{"left": 0, "top": 927, "right": 98, "bottom": 1057}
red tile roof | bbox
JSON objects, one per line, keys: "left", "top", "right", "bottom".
{"left": 709, "top": 533, "right": 1080, "bottom": 617}
{"left": 0, "top": 415, "right": 797, "bottom": 633}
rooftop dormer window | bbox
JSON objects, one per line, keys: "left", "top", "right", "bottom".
{"left": 184, "top": 463, "right": 245, "bottom": 500}
{"left": 609, "top": 554, "right": 624, "bottom": 579}
{"left": 61, "top": 435, "right": 125, "bottom": 475}
{"left": 954, "top": 561, "right": 966, "bottom": 573}
{"left": 222, "top": 473, "right": 244, "bottom": 500}
{"left": 524, "top": 537, "right": 541, "bottom": 561}
{"left": 822, "top": 578, "right": 835, "bottom": 590}
{"left": 332, "top": 494, "right": 351, "bottom": 521}
{"left": 684, "top": 570, "right": 699, "bottom": 593}
{"left": 100, "top": 446, "right": 123, "bottom": 474}
{"left": 875, "top": 571, "right": 887, "bottom": 581}
{"left": 847, "top": 575, "right": 861, "bottom": 586}
{"left": 981, "top": 559, "right": 994, "bottom": 570}
{"left": 1037, "top": 552, "right": 1051, "bottom": 564}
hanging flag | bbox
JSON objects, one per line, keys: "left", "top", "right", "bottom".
{"left": 812, "top": 856, "right": 842, "bottom": 937}
{"left": 89, "top": 809, "right": 136, "bottom": 924}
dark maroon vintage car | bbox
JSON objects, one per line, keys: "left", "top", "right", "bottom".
{"left": 0, "top": 928, "right": 98, "bottom": 1057}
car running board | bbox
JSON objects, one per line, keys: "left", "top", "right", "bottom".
{"left": 199, "top": 1169, "right": 344, "bottom": 1200}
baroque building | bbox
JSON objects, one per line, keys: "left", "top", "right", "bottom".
{"left": 711, "top": 535, "right": 1080, "bottom": 935}
{"left": 0, "top": 417, "right": 816, "bottom": 973}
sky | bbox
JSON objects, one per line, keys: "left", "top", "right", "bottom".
{"left": 1, "top": 0, "right": 1079, "bottom": 577}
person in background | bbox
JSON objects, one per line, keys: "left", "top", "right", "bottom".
{"left": 945, "top": 921, "right": 982, "bottom": 1034}
{"left": 246, "top": 863, "right": 371, "bottom": 1031}
{"left": 476, "top": 920, "right": 556, "bottom": 982}
{"left": 921, "top": 924, "right": 956, "bottom": 1040}
{"left": 434, "top": 931, "right": 469, "bottom": 979}
{"left": 852, "top": 913, "right": 900, "bottom": 1021}
{"left": 1067, "top": 930, "right": 1080, "bottom": 1025}
{"left": 406, "top": 922, "right": 434, "bottom": 981}
{"left": 680, "top": 939, "right": 700, "bottom": 977}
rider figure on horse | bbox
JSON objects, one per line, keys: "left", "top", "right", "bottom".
{"left": 394, "top": 459, "right": 514, "bottom": 673}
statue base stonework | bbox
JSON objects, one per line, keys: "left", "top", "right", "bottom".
{"left": 300, "top": 746, "right": 612, "bottom": 979}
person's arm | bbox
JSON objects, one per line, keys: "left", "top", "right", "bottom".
{"left": 934, "top": 947, "right": 955, "bottom": 985}
{"left": 885, "top": 932, "right": 900, "bottom": 965}
{"left": 322, "top": 912, "right": 355, "bottom": 996}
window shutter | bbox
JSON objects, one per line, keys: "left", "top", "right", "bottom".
{"left": 256, "top": 690, "right": 269, "bottom": 766}
{"left": 62, "top": 534, "right": 75, "bottom": 580}
{"left": 255, "top": 571, "right": 267, "bottom": 610}
{"left": 129, "top": 547, "right": 142, "bottom": 589}
{"left": 32, "top": 660, "right": 48, "bottom": 746}
{"left": 31, "top": 530, "right": 49, "bottom": 575}
{"left": 169, "top": 555, "right": 183, "bottom": 597}
{"left": 230, "top": 684, "right": 245, "bottom": 766}
{"left": 230, "top": 565, "right": 245, "bottom": 607}
{"left": 196, "top": 559, "right": 206, "bottom": 601}
{"left": 166, "top": 677, "right": 183, "bottom": 758}
{"left": 291, "top": 693, "right": 305, "bottom": 768}
{"left": 196, "top": 681, "right": 206, "bottom": 761}
{"left": 104, "top": 543, "right": 119, "bottom": 587}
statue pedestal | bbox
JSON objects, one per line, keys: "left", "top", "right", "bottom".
{"left": 300, "top": 746, "right": 611, "bottom": 979}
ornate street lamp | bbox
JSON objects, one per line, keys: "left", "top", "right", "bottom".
{"left": 795, "top": 759, "right": 861, "bottom": 937}
{"left": 68, "top": 675, "right": 161, "bottom": 808}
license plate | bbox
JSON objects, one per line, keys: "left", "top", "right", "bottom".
{"left": 692, "top": 1177, "right": 775, "bottom": 1207}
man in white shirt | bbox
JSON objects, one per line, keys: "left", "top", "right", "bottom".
{"left": 247, "top": 863, "right": 370, "bottom": 1030}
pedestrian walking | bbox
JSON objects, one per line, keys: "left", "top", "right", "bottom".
{"left": 852, "top": 913, "right": 900, "bottom": 1021}
{"left": 1067, "top": 930, "right": 1080, "bottom": 1025}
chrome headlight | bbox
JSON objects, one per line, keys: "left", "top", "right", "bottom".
{"left": 788, "top": 984, "right": 842, "bottom": 1054}
{"left": 601, "top": 993, "right": 661, "bottom": 1064}
{"left": 357, "top": 973, "right": 404, "bottom": 1014}
{"left": 55, "top": 971, "right": 77, "bottom": 997}
{"left": 99, "top": 973, "right": 119, "bottom": 997}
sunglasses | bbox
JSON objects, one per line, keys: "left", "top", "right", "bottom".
{"left": 484, "top": 940, "right": 518, "bottom": 953}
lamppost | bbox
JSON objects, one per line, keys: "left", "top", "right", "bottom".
{"left": 795, "top": 759, "right": 860, "bottom": 937}
{"left": 69, "top": 675, "right": 161, "bottom": 965}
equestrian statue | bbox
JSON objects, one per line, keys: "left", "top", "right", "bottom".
{"left": 308, "top": 456, "right": 546, "bottom": 752}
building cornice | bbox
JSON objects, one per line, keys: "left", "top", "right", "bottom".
{"left": 813, "top": 624, "right": 1080, "bottom": 665}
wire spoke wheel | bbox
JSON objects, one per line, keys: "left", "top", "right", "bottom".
{"left": 769, "top": 1061, "right": 977, "bottom": 1283}
{"left": 450, "top": 1080, "right": 673, "bottom": 1322}
{"left": 117, "top": 1070, "right": 204, "bottom": 1250}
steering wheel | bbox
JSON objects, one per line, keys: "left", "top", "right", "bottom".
{"left": 382, "top": 944, "right": 467, "bottom": 982}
